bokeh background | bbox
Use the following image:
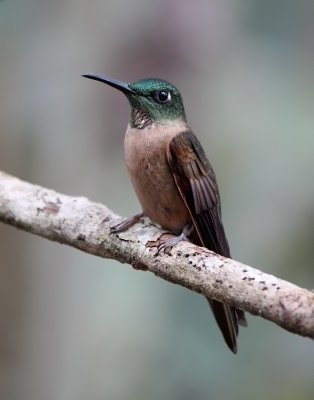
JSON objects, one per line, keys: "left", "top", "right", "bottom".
{"left": 0, "top": 1, "right": 314, "bottom": 399}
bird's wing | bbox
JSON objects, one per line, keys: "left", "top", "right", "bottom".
{"left": 166, "top": 130, "right": 246, "bottom": 353}
{"left": 166, "top": 130, "right": 229, "bottom": 255}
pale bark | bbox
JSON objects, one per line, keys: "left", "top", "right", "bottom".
{"left": 0, "top": 170, "right": 313, "bottom": 339}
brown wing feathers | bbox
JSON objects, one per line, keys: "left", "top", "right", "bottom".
{"left": 167, "top": 130, "right": 246, "bottom": 353}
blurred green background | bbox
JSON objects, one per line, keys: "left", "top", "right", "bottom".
{"left": 0, "top": 1, "right": 313, "bottom": 399}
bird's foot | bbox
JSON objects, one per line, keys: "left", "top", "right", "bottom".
{"left": 157, "top": 224, "right": 193, "bottom": 255}
{"left": 110, "top": 212, "right": 145, "bottom": 234}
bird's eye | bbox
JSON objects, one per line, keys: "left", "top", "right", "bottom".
{"left": 153, "top": 90, "right": 171, "bottom": 104}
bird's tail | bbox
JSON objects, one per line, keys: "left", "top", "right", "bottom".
{"left": 208, "top": 299, "right": 247, "bottom": 354}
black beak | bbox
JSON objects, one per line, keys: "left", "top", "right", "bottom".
{"left": 82, "top": 73, "right": 135, "bottom": 95}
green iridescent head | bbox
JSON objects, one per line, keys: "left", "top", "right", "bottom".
{"left": 82, "top": 73, "right": 186, "bottom": 128}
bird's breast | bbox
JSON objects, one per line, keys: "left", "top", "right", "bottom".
{"left": 124, "top": 122, "right": 191, "bottom": 234}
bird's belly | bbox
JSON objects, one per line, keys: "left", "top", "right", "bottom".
{"left": 125, "top": 131, "right": 190, "bottom": 234}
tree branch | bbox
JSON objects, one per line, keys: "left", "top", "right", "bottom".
{"left": 0, "top": 170, "right": 313, "bottom": 340}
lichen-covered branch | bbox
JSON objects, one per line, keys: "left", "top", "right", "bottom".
{"left": 0, "top": 170, "right": 313, "bottom": 339}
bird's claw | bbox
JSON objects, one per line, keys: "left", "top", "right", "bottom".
{"left": 157, "top": 234, "right": 187, "bottom": 255}
{"left": 156, "top": 224, "right": 193, "bottom": 255}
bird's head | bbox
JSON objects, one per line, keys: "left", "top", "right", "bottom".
{"left": 82, "top": 74, "right": 186, "bottom": 128}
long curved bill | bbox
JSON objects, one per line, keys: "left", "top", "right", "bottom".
{"left": 82, "top": 73, "right": 135, "bottom": 94}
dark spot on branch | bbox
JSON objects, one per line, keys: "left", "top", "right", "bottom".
{"left": 262, "top": 287, "right": 267, "bottom": 291}
{"left": 243, "top": 277, "right": 247, "bottom": 281}
{"left": 279, "top": 300, "right": 286, "bottom": 310}
{"left": 248, "top": 277, "right": 255, "bottom": 281}
{"left": 77, "top": 234, "right": 85, "bottom": 241}
{"left": 215, "top": 279, "right": 223, "bottom": 284}
{"left": 5, "top": 215, "right": 16, "bottom": 224}
{"left": 242, "top": 269, "right": 247, "bottom": 273}
{"left": 132, "top": 262, "right": 147, "bottom": 271}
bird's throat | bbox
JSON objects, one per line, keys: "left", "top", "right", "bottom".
{"left": 130, "top": 108, "right": 153, "bottom": 129}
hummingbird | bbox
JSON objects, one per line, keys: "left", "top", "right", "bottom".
{"left": 82, "top": 73, "right": 247, "bottom": 353}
